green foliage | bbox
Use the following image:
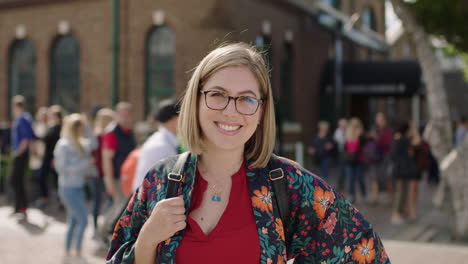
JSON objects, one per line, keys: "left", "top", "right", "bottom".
{"left": 441, "top": 45, "right": 468, "bottom": 81}
{"left": 408, "top": 0, "right": 468, "bottom": 52}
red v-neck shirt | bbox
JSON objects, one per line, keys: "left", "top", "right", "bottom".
{"left": 176, "top": 163, "right": 260, "bottom": 263}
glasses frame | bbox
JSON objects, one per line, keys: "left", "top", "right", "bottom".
{"left": 200, "top": 90, "right": 263, "bottom": 116}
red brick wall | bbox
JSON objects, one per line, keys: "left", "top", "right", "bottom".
{"left": 0, "top": 0, "right": 112, "bottom": 119}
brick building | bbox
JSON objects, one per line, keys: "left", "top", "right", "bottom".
{"left": 0, "top": 0, "right": 390, "bottom": 151}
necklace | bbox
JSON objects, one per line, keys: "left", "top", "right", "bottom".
{"left": 210, "top": 184, "right": 222, "bottom": 202}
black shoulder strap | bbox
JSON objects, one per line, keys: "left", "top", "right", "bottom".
{"left": 166, "top": 152, "right": 190, "bottom": 199}
{"left": 268, "top": 155, "right": 290, "bottom": 227}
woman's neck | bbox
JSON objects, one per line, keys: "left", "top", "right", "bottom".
{"left": 198, "top": 148, "right": 244, "bottom": 181}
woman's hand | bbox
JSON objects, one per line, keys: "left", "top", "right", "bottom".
{"left": 136, "top": 196, "right": 187, "bottom": 249}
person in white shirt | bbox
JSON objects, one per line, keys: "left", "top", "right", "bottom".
{"left": 132, "top": 99, "right": 179, "bottom": 192}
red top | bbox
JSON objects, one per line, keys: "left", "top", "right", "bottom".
{"left": 176, "top": 163, "right": 260, "bottom": 264}
{"left": 102, "top": 126, "right": 132, "bottom": 151}
{"left": 376, "top": 127, "right": 393, "bottom": 155}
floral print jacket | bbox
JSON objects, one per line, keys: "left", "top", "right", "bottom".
{"left": 107, "top": 153, "right": 390, "bottom": 264}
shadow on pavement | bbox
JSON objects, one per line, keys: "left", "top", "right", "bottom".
{"left": 17, "top": 217, "right": 50, "bottom": 235}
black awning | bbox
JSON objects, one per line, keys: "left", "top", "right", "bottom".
{"left": 321, "top": 60, "right": 422, "bottom": 96}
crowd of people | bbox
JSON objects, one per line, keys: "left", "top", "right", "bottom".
{"left": 308, "top": 112, "right": 447, "bottom": 225}
{"left": 1, "top": 95, "right": 180, "bottom": 260}
{"left": 1, "top": 44, "right": 466, "bottom": 262}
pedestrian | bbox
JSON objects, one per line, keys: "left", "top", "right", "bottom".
{"left": 107, "top": 43, "right": 390, "bottom": 264}
{"left": 454, "top": 116, "right": 467, "bottom": 147}
{"left": 38, "top": 105, "right": 63, "bottom": 207}
{"left": 375, "top": 112, "right": 394, "bottom": 202}
{"left": 407, "top": 122, "right": 429, "bottom": 220}
{"left": 30, "top": 106, "right": 48, "bottom": 208}
{"left": 100, "top": 102, "right": 137, "bottom": 238}
{"left": 363, "top": 130, "right": 382, "bottom": 205}
{"left": 132, "top": 98, "right": 180, "bottom": 192}
{"left": 390, "top": 121, "right": 415, "bottom": 225}
{"left": 9, "top": 95, "right": 35, "bottom": 218}
{"left": 344, "top": 117, "right": 367, "bottom": 203}
{"left": 89, "top": 107, "right": 114, "bottom": 238}
{"left": 53, "top": 113, "right": 97, "bottom": 257}
{"left": 334, "top": 118, "right": 347, "bottom": 192}
{"left": 307, "top": 121, "right": 335, "bottom": 179}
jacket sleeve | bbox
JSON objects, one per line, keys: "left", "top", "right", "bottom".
{"left": 289, "top": 175, "right": 390, "bottom": 264}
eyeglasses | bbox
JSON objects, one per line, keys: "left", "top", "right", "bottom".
{"left": 200, "top": 90, "right": 263, "bottom": 115}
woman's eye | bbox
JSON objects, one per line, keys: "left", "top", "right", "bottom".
{"left": 210, "top": 92, "right": 225, "bottom": 98}
{"left": 239, "top": 96, "right": 255, "bottom": 104}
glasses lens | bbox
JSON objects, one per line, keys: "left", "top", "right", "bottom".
{"left": 236, "top": 96, "right": 258, "bottom": 115}
{"left": 205, "top": 91, "right": 228, "bottom": 110}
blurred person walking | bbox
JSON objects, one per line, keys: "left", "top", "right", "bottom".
{"left": 408, "top": 122, "right": 430, "bottom": 220}
{"left": 132, "top": 99, "right": 180, "bottom": 192}
{"left": 375, "top": 112, "right": 394, "bottom": 202}
{"left": 54, "top": 113, "right": 98, "bottom": 257}
{"left": 30, "top": 107, "right": 48, "bottom": 208}
{"left": 390, "top": 121, "right": 416, "bottom": 225}
{"left": 89, "top": 107, "right": 114, "bottom": 238}
{"left": 344, "top": 117, "right": 366, "bottom": 203}
{"left": 454, "top": 116, "right": 467, "bottom": 148}
{"left": 9, "top": 95, "right": 35, "bottom": 217}
{"left": 37, "top": 105, "right": 63, "bottom": 206}
{"left": 363, "top": 130, "right": 382, "bottom": 205}
{"left": 100, "top": 102, "right": 136, "bottom": 238}
{"left": 334, "top": 118, "right": 347, "bottom": 191}
{"left": 308, "top": 121, "right": 335, "bottom": 179}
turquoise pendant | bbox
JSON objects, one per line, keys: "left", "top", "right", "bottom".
{"left": 211, "top": 195, "right": 221, "bottom": 202}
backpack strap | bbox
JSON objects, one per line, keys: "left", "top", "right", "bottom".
{"left": 166, "top": 152, "right": 190, "bottom": 199}
{"left": 268, "top": 154, "right": 290, "bottom": 228}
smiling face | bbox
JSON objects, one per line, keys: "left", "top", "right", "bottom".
{"left": 198, "top": 66, "right": 262, "bottom": 153}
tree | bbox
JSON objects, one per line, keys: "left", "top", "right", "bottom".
{"left": 389, "top": 0, "right": 468, "bottom": 240}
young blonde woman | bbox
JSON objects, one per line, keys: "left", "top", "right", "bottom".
{"left": 54, "top": 113, "right": 97, "bottom": 257}
{"left": 107, "top": 43, "right": 390, "bottom": 264}
{"left": 344, "top": 117, "right": 367, "bottom": 203}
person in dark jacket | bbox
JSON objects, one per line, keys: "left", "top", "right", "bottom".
{"left": 390, "top": 121, "right": 416, "bottom": 225}
{"left": 36, "top": 105, "right": 63, "bottom": 207}
{"left": 308, "top": 121, "right": 335, "bottom": 179}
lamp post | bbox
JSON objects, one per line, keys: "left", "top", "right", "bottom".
{"left": 334, "top": 20, "right": 344, "bottom": 122}
{"left": 111, "top": 0, "right": 119, "bottom": 107}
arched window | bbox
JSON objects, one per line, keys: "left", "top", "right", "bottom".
{"left": 145, "top": 25, "right": 175, "bottom": 115}
{"left": 8, "top": 39, "right": 36, "bottom": 115}
{"left": 323, "top": 0, "right": 341, "bottom": 10}
{"left": 280, "top": 42, "right": 293, "bottom": 122}
{"left": 362, "top": 7, "right": 377, "bottom": 31}
{"left": 50, "top": 35, "right": 80, "bottom": 113}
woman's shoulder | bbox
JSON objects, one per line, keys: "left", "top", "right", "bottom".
{"left": 270, "top": 155, "right": 325, "bottom": 185}
{"left": 144, "top": 153, "right": 195, "bottom": 182}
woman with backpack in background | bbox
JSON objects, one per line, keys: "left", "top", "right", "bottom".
{"left": 107, "top": 43, "right": 390, "bottom": 264}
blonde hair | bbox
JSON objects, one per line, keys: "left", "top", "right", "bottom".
{"left": 62, "top": 113, "right": 85, "bottom": 155}
{"left": 178, "top": 42, "right": 276, "bottom": 168}
{"left": 346, "top": 117, "right": 363, "bottom": 141}
{"left": 94, "top": 108, "right": 114, "bottom": 135}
